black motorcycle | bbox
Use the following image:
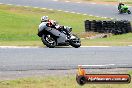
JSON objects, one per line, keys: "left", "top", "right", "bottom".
{"left": 38, "top": 24, "right": 81, "bottom": 48}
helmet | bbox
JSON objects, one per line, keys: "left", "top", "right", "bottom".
{"left": 119, "top": 2, "right": 124, "bottom": 5}
{"left": 41, "top": 16, "right": 49, "bottom": 22}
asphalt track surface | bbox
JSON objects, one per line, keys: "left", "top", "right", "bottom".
{"left": 0, "top": 0, "right": 132, "bottom": 20}
{"left": 0, "top": 0, "right": 132, "bottom": 76}
{"left": 0, "top": 47, "right": 132, "bottom": 71}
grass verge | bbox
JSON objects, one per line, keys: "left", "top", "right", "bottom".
{"left": 0, "top": 4, "right": 108, "bottom": 46}
{"left": 0, "top": 75, "right": 132, "bottom": 88}
{"left": 81, "top": 33, "right": 132, "bottom": 46}
{"left": 0, "top": 4, "right": 132, "bottom": 46}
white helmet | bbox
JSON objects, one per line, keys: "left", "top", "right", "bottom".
{"left": 41, "top": 16, "right": 49, "bottom": 22}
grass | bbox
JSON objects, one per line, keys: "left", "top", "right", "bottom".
{"left": 0, "top": 4, "right": 108, "bottom": 46}
{"left": 0, "top": 4, "right": 132, "bottom": 46}
{"left": 0, "top": 75, "right": 132, "bottom": 88}
{"left": 82, "top": 33, "right": 132, "bottom": 46}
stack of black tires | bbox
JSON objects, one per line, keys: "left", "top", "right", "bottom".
{"left": 85, "top": 20, "right": 132, "bottom": 34}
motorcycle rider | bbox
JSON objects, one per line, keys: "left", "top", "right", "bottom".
{"left": 118, "top": 2, "right": 124, "bottom": 11}
{"left": 38, "top": 16, "right": 71, "bottom": 37}
{"left": 40, "top": 16, "right": 58, "bottom": 28}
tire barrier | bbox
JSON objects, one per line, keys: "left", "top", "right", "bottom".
{"left": 85, "top": 20, "right": 132, "bottom": 34}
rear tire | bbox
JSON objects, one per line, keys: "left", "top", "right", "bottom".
{"left": 128, "top": 10, "right": 131, "bottom": 14}
{"left": 41, "top": 34, "right": 56, "bottom": 48}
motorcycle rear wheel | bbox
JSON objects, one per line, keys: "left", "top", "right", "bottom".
{"left": 128, "top": 10, "right": 131, "bottom": 14}
{"left": 41, "top": 34, "right": 56, "bottom": 48}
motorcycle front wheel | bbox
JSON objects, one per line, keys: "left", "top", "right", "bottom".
{"left": 69, "top": 35, "right": 81, "bottom": 48}
{"left": 41, "top": 34, "right": 56, "bottom": 48}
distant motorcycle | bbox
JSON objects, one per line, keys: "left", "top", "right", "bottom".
{"left": 38, "top": 24, "right": 81, "bottom": 48}
{"left": 118, "top": 5, "right": 131, "bottom": 14}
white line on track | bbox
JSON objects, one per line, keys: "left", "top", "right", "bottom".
{"left": 78, "top": 64, "right": 115, "bottom": 67}
{"left": 7, "top": 4, "right": 13, "bottom": 6}
{"left": 81, "top": 46, "right": 111, "bottom": 47}
{"left": 34, "top": 7, "right": 39, "bottom": 9}
{"left": 104, "top": 4, "right": 109, "bottom": 6}
{"left": 89, "top": 14, "right": 93, "bottom": 16}
{"left": 53, "top": 0, "right": 58, "bottom": 1}
{"left": 49, "top": 9, "right": 53, "bottom": 11}
{"left": 0, "top": 46, "right": 40, "bottom": 49}
{"left": 1, "top": 46, "right": 132, "bottom": 48}
{"left": 70, "top": 11, "right": 75, "bottom": 13}
{"left": 83, "top": 14, "right": 87, "bottom": 15}
{"left": 41, "top": 8, "right": 47, "bottom": 9}
{"left": 1, "top": 3, "right": 115, "bottom": 23}
{"left": 65, "top": 1, "right": 70, "bottom": 3}
{"left": 24, "top": 6, "right": 30, "bottom": 8}
{"left": 76, "top": 13, "right": 81, "bottom": 14}
{"left": 64, "top": 11, "right": 69, "bottom": 13}
{"left": 16, "top": 4, "right": 21, "bottom": 7}
{"left": 0, "top": 46, "right": 112, "bottom": 48}
{"left": 76, "top": 2, "right": 81, "bottom": 3}
{"left": 103, "top": 17, "right": 108, "bottom": 19}
{"left": 57, "top": 10, "right": 62, "bottom": 11}
{"left": 91, "top": 3, "right": 96, "bottom": 4}
{"left": 128, "top": 45, "right": 132, "bottom": 46}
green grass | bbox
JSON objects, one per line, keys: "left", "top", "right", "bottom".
{"left": 0, "top": 75, "right": 132, "bottom": 88}
{"left": 0, "top": 4, "right": 108, "bottom": 46}
{"left": 0, "top": 4, "right": 132, "bottom": 46}
{"left": 82, "top": 33, "right": 132, "bottom": 46}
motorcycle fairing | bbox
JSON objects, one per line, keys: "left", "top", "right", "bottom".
{"left": 45, "top": 28, "right": 67, "bottom": 44}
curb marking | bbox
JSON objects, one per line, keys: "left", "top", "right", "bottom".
{"left": 76, "top": 2, "right": 81, "bottom": 3}
{"left": 78, "top": 64, "right": 115, "bottom": 67}
{"left": 57, "top": 9, "right": 62, "bottom": 11}
{"left": 0, "top": 46, "right": 132, "bottom": 48}
{"left": 53, "top": 0, "right": 58, "bottom": 1}
{"left": 1, "top": 3, "right": 116, "bottom": 22}
{"left": 65, "top": 1, "right": 70, "bottom": 3}
{"left": 0, "top": 46, "right": 111, "bottom": 48}
{"left": 81, "top": 46, "right": 111, "bottom": 47}
{"left": 91, "top": 3, "right": 96, "bottom": 4}
{"left": 64, "top": 11, "right": 69, "bottom": 13}
{"left": 0, "top": 46, "right": 40, "bottom": 49}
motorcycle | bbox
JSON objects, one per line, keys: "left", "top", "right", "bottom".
{"left": 118, "top": 5, "right": 131, "bottom": 14}
{"left": 38, "top": 23, "right": 81, "bottom": 48}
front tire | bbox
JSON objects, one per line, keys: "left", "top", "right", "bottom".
{"left": 69, "top": 35, "right": 81, "bottom": 48}
{"left": 41, "top": 34, "right": 56, "bottom": 48}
